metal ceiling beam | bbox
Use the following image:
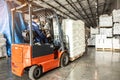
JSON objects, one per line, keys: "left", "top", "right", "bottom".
{"left": 80, "top": 2, "right": 110, "bottom": 11}
{"left": 96, "top": 0, "right": 99, "bottom": 26}
{"left": 84, "top": 16, "right": 97, "bottom": 19}
{"left": 56, "top": 2, "right": 108, "bottom": 12}
{"left": 53, "top": 0, "right": 79, "bottom": 19}
{"left": 96, "top": 0, "right": 99, "bottom": 17}
{"left": 87, "top": 0, "right": 97, "bottom": 27}
{"left": 66, "top": 0, "right": 81, "bottom": 18}
{"left": 84, "top": 14, "right": 96, "bottom": 18}
{"left": 77, "top": 0, "right": 94, "bottom": 27}
{"left": 65, "top": 0, "right": 91, "bottom": 26}
{"left": 69, "top": 0, "right": 84, "bottom": 17}
{"left": 102, "top": 0, "right": 107, "bottom": 14}
{"left": 104, "top": 2, "right": 112, "bottom": 14}
{"left": 69, "top": 0, "right": 87, "bottom": 18}
{"left": 53, "top": 1, "right": 82, "bottom": 9}
{"left": 62, "top": 0, "right": 109, "bottom": 16}
{"left": 40, "top": 0, "right": 76, "bottom": 20}
{"left": 69, "top": 0, "right": 92, "bottom": 26}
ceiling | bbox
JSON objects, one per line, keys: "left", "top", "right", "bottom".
{"left": 16, "top": 0, "right": 114, "bottom": 27}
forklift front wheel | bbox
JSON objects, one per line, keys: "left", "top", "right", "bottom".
{"left": 60, "top": 53, "right": 69, "bottom": 67}
{"left": 29, "top": 65, "right": 42, "bottom": 80}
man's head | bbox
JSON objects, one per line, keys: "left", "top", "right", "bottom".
{"left": 32, "top": 15, "right": 39, "bottom": 23}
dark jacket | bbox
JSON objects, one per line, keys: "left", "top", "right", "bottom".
{"left": 28, "top": 21, "right": 48, "bottom": 43}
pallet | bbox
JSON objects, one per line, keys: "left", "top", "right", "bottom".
{"left": 96, "top": 48, "right": 112, "bottom": 51}
{"left": 0, "top": 56, "right": 8, "bottom": 59}
{"left": 96, "top": 48, "right": 120, "bottom": 52}
{"left": 113, "top": 49, "right": 120, "bottom": 52}
{"left": 0, "top": 53, "right": 8, "bottom": 59}
{"left": 96, "top": 48, "right": 104, "bottom": 51}
{"left": 70, "top": 53, "right": 84, "bottom": 61}
{"left": 104, "top": 48, "right": 112, "bottom": 51}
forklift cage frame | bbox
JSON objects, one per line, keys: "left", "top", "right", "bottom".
{"left": 11, "top": 2, "right": 65, "bottom": 51}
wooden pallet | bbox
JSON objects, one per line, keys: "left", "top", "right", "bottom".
{"left": 96, "top": 48, "right": 112, "bottom": 51}
{"left": 0, "top": 56, "right": 8, "bottom": 59}
{"left": 70, "top": 53, "right": 84, "bottom": 61}
{"left": 104, "top": 48, "right": 112, "bottom": 51}
{"left": 113, "top": 49, "right": 120, "bottom": 52}
{"left": 96, "top": 48, "right": 120, "bottom": 52}
{"left": 96, "top": 48, "right": 104, "bottom": 51}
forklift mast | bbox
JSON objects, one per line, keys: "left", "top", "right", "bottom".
{"left": 54, "top": 13, "right": 65, "bottom": 51}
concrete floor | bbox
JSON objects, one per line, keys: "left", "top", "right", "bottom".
{"left": 0, "top": 47, "right": 120, "bottom": 80}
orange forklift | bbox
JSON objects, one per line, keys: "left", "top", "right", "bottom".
{"left": 11, "top": 2, "right": 69, "bottom": 80}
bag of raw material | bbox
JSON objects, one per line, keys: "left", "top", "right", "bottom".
{"left": 0, "top": 37, "right": 7, "bottom": 58}
{"left": 0, "top": 43, "right": 6, "bottom": 57}
{"left": 0, "top": 33, "right": 4, "bottom": 38}
{"left": 0, "top": 38, "right": 6, "bottom": 43}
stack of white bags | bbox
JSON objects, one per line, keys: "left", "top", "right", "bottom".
{"left": 99, "top": 14, "right": 112, "bottom": 27}
{"left": 62, "top": 19, "right": 85, "bottom": 60}
{"left": 95, "top": 35, "right": 107, "bottom": 48}
{"left": 113, "top": 38, "right": 120, "bottom": 49}
{"left": 0, "top": 33, "right": 7, "bottom": 58}
{"left": 112, "top": 9, "right": 120, "bottom": 22}
{"left": 100, "top": 28, "right": 112, "bottom": 37}
{"left": 96, "top": 35, "right": 120, "bottom": 49}
{"left": 90, "top": 27, "right": 99, "bottom": 34}
{"left": 87, "top": 35, "right": 96, "bottom": 46}
{"left": 113, "top": 22, "right": 120, "bottom": 35}
{"left": 87, "top": 27, "right": 99, "bottom": 46}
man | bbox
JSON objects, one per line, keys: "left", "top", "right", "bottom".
{"left": 27, "top": 15, "right": 48, "bottom": 44}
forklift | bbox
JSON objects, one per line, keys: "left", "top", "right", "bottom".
{"left": 11, "top": 2, "right": 69, "bottom": 80}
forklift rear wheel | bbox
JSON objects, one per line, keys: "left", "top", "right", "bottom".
{"left": 29, "top": 65, "right": 42, "bottom": 80}
{"left": 60, "top": 53, "right": 69, "bottom": 67}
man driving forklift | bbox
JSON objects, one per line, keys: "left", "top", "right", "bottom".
{"left": 27, "top": 15, "right": 48, "bottom": 44}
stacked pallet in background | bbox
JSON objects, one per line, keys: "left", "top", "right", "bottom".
{"left": 96, "top": 10, "right": 120, "bottom": 51}
{"left": 100, "top": 28, "right": 112, "bottom": 37}
{"left": 96, "top": 35, "right": 106, "bottom": 49}
{"left": 113, "top": 23, "right": 120, "bottom": 35}
{"left": 113, "top": 38, "right": 120, "bottom": 50}
{"left": 62, "top": 19, "right": 85, "bottom": 61}
{"left": 87, "top": 34, "right": 96, "bottom": 46}
{"left": 96, "top": 35, "right": 120, "bottom": 51}
{"left": 88, "top": 27, "right": 98, "bottom": 46}
{"left": 96, "top": 14, "right": 113, "bottom": 51}
{"left": 113, "top": 9, "right": 120, "bottom": 22}
{"left": 96, "top": 35, "right": 112, "bottom": 50}
{"left": 112, "top": 9, "right": 120, "bottom": 51}
{"left": 0, "top": 33, "right": 7, "bottom": 58}
{"left": 113, "top": 9, "right": 120, "bottom": 35}
{"left": 99, "top": 14, "right": 112, "bottom": 27}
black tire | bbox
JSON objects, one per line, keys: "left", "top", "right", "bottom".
{"left": 60, "top": 53, "right": 69, "bottom": 67}
{"left": 29, "top": 65, "right": 42, "bottom": 80}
